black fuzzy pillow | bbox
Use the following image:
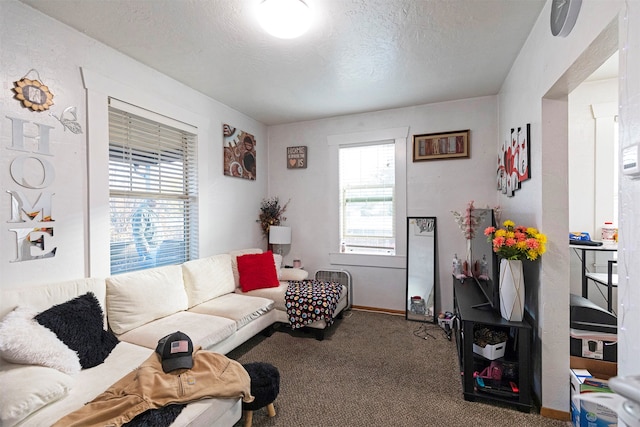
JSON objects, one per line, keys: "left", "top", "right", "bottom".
{"left": 35, "top": 292, "right": 119, "bottom": 369}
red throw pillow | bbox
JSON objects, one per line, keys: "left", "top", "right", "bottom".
{"left": 237, "top": 251, "right": 280, "bottom": 292}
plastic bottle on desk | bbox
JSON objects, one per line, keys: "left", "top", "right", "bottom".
{"left": 602, "top": 222, "right": 616, "bottom": 245}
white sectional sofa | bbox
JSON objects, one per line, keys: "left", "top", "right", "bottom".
{"left": 0, "top": 249, "right": 348, "bottom": 427}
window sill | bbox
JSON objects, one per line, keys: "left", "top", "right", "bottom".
{"left": 329, "top": 252, "right": 406, "bottom": 269}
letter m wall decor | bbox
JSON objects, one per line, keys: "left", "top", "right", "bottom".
{"left": 497, "top": 124, "right": 530, "bottom": 197}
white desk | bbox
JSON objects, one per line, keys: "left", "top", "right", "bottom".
{"left": 570, "top": 244, "right": 617, "bottom": 312}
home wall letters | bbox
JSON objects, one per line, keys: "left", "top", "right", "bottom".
{"left": 5, "top": 116, "right": 57, "bottom": 262}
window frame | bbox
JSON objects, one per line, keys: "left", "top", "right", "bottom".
{"left": 108, "top": 102, "right": 198, "bottom": 274}
{"left": 327, "top": 127, "right": 408, "bottom": 269}
{"left": 82, "top": 67, "right": 207, "bottom": 278}
{"left": 339, "top": 142, "right": 396, "bottom": 255}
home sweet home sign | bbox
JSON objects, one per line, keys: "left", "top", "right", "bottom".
{"left": 287, "top": 146, "right": 307, "bottom": 169}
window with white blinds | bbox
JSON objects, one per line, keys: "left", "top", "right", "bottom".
{"left": 339, "top": 142, "right": 395, "bottom": 255}
{"left": 108, "top": 103, "right": 198, "bottom": 274}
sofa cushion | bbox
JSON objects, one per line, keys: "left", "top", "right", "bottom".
{"left": 237, "top": 251, "right": 280, "bottom": 292}
{"left": 182, "top": 254, "right": 235, "bottom": 308}
{"left": 0, "top": 278, "right": 107, "bottom": 326}
{"left": 35, "top": 292, "right": 119, "bottom": 369}
{"left": 230, "top": 248, "right": 263, "bottom": 288}
{"left": 106, "top": 265, "right": 188, "bottom": 335}
{"left": 0, "top": 306, "right": 81, "bottom": 374}
{"left": 0, "top": 365, "right": 74, "bottom": 427}
{"left": 117, "top": 311, "right": 237, "bottom": 351}
{"left": 188, "top": 294, "right": 274, "bottom": 329}
{"left": 6, "top": 341, "right": 153, "bottom": 427}
{"left": 237, "top": 283, "right": 289, "bottom": 311}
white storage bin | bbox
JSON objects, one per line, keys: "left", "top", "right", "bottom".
{"left": 473, "top": 341, "right": 506, "bottom": 360}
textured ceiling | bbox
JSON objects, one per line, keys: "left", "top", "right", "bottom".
{"left": 21, "top": 0, "right": 548, "bottom": 125}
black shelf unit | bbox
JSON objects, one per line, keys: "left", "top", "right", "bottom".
{"left": 453, "top": 277, "right": 532, "bottom": 412}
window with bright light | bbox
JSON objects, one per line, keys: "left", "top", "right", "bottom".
{"left": 339, "top": 142, "right": 395, "bottom": 255}
{"left": 108, "top": 102, "right": 198, "bottom": 274}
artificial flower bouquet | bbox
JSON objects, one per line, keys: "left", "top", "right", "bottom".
{"left": 484, "top": 220, "right": 547, "bottom": 261}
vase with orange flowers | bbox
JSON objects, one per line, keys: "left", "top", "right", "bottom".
{"left": 484, "top": 220, "right": 547, "bottom": 321}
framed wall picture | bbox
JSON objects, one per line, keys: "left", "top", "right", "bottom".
{"left": 413, "top": 130, "right": 470, "bottom": 161}
{"left": 497, "top": 124, "right": 531, "bottom": 197}
{"left": 223, "top": 123, "right": 256, "bottom": 180}
{"left": 287, "top": 145, "right": 307, "bottom": 169}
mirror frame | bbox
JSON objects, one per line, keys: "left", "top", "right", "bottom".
{"left": 405, "top": 216, "right": 437, "bottom": 323}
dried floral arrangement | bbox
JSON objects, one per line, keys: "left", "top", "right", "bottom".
{"left": 451, "top": 200, "right": 489, "bottom": 240}
{"left": 256, "top": 197, "right": 289, "bottom": 240}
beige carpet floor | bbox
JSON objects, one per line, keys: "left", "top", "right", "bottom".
{"left": 228, "top": 309, "right": 571, "bottom": 427}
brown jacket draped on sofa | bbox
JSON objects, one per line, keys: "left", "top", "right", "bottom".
{"left": 52, "top": 348, "right": 254, "bottom": 427}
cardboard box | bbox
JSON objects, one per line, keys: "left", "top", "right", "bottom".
{"left": 569, "top": 367, "right": 618, "bottom": 427}
{"left": 570, "top": 329, "right": 617, "bottom": 362}
{"left": 473, "top": 341, "right": 506, "bottom": 360}
{"left": 570, "top": 356, "right": 617, "bottom": 379}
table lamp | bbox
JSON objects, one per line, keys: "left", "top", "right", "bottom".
{"left": 269, "top": 226, "right": 291, "bottom": 259}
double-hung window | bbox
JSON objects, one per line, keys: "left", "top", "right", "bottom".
{"left": 339, "top": 143, "right": 396, "bottom": 255}
{"left": 108, "top": 100, "right": 198, "bottom": 274}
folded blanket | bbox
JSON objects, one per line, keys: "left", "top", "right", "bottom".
{"left": 285, "top": 280, "right": 343, "bottom": 329}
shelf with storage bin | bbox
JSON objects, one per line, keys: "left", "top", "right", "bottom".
{"left": 453, "top": 277, "right": 532, "bottom": 412}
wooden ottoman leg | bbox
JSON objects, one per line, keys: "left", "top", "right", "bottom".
{"left": 243, "top": 410, "right": 253, "bottom": 427}
{"left": 267, "top": 402, "right": 276, "bottom": 417}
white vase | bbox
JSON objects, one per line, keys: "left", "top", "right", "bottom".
{"left": 499, "top": 259, "right": 525, "bottom": 322}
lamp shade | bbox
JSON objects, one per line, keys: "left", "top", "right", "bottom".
{"left": 269, "top": 226, "right": 291, "bottom": 245}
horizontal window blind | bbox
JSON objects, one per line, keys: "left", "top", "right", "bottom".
{"left": 108, "top": 103, "right": 198, "bottom": 274}
{"left": 339, "top": 142, "right": 395, "bottom": 255}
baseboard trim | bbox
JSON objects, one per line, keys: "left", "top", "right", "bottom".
{"left": 352, "top": 305, "right": 404, "bottom": 316}
{"left": 540, "top": 406, "right": 570, "bottom": 421}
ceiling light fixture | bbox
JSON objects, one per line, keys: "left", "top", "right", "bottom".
{"left": 256, "top": 0, "right": 312, "bottom": 39}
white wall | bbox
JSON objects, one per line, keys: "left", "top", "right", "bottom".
{"left": 267, "top": 96, "right": 498, "bottom": 313}
{"left": 618, "top": 0, "right": 640, "bottom": 381}
{"left": 498, "top": 0, "right": 624, "bottom": 414}
{"left": 0, "top": 1, "right": 268, "bottom": 287}
{"left": 569, "top": 77, "right": 618, "bottom": 238}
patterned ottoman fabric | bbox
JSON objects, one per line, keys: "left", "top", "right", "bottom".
{"left": 285, "top": 280, "right": 343, "bottom": 329}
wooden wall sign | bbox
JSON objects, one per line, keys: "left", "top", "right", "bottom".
{"left": 287, "top": 146, "right": 307, "bottom": 169}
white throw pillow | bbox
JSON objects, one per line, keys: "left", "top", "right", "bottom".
{"left": 106, "top": 265, "right": 188, "bottom": 335}
{"left": 272, "top": 253, "right": 283, "bottom": 279}
{"left": 280, "top": 267, "right": 309, "bottom": 281}
{"left": 229, "top": 248, "right": 263, "bottom": 288}
{"left": 0, "top": 365, "right": 74, "bottom": 427}
{"left": 182, "top": 254, "right": 236, "bottom": 307}
{"left": 0, "top": 306, "right": 81, "bottom": 374}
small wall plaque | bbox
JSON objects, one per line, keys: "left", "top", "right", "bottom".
{"left": 287, "top": 146, "right": 307, "bottom": 169}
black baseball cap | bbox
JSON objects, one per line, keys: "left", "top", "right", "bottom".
{"left": 155, "top": 331, "right": 194, "bottom": 373}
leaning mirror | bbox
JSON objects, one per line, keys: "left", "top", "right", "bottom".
{"left": 406, "top": 217, "right": 437, "bottom": 323}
